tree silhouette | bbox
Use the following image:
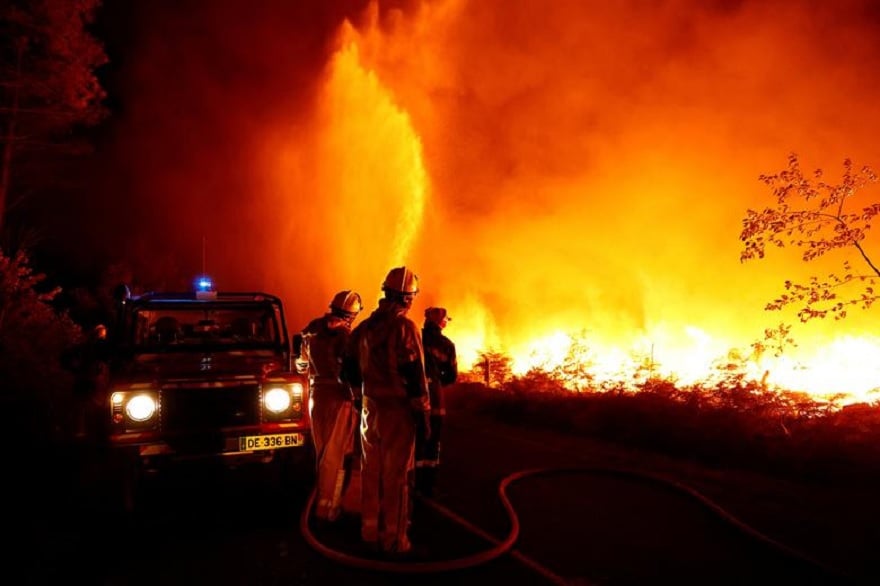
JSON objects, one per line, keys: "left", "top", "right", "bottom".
{"left": 740, "top": 153, "right": 880, "bottom": 323}
{"left": 0, "top": 247, "right": 81, "bottom": 438}
{"left": 472, "top": 349, "right": 513, "bottom": 388}
{"left": 0, "top": 0, "right": 108, "bottom": 235}
{"left": 553, "top": 329, "right": 595, "bottom": 392}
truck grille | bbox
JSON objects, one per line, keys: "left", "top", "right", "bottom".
{"left": 160, "top": 384, "right": 260, "bottom": 433}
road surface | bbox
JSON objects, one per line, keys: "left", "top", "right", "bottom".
{"left": 12, "top": 407, "right": 876, "bottom": 585}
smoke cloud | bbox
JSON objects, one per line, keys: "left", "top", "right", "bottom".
{"left": 92, "top": 0, "right": 880, "bottom": 378}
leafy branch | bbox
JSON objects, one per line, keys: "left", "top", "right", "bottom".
{"left": 740, "top": 153, "right": 880, "bottom": 322}
{"left": 750, "top": 322, "right": 797, "bottom": 359}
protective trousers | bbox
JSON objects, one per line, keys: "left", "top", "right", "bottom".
{"left": 360, "top": 396, "right": 415, "bottom": 553}
{"left": 310, "top": 389, "right": 357, "bottom": 521}
{"left": 414, "top": 412, "right": 443, "bottom": 496}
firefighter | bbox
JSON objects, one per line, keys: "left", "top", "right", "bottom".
{"left": 300, "top": 290, "right": 364, "bottom": 523}
{"left": 64, "top": 323, "right": 111, "bottom": 440}
{"left": 415, "top": 307, "right": 457, "bottom": 497}
{"left": 342, "top": 266, "right": 431, "bottom": 556}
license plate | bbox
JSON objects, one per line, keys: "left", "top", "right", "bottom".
{"left": 238, "top": 433, "right": 303, "bottom": 451}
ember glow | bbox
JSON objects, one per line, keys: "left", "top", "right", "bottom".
{"left": 110, "top": 1, "right": 880, "bottom": 404}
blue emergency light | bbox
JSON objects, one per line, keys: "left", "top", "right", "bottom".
{"left": 194, "top": 275, "right": 214, "bottom": 292}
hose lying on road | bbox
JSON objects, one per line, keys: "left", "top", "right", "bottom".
{"left": 299, "top": 480, "right": 548, "bottom": 578}
{"left": 299, "top": 465, "right": 856, "bottom": 585}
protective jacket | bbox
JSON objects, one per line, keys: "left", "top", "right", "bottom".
{"left": 302, "top": 316, "right": 353, "bottom": 400}
{"left": 415, "top": 321, "right": 457, "bottom": 495}
{"left": 422, "top": 321, "right": 458, "bottom": 416}
{"left": 301, "top": 315, "right": 358, "bottom": 522}
{"left": 342, "top": 298, "right": 429, "bottom": 553}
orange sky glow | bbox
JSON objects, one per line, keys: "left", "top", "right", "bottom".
{"left": 114, "top": 0, "right": 880, "bottom": 403}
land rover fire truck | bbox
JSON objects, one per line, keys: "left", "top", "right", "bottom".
{"left": 103, "top": 276, "right": 312, "bottom": 509}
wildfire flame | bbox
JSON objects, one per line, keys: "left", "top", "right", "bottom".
{"left": 114, "top": 1, "right": 880, "bottom": 406}
{"left": 266, "top": 12, "right": 428, "bottom": 307}
{"left": 502, "top": 327, "right": 880, "bottom": 405}
{"left": 278, "top": 1, "right": 880, "bottom": 405}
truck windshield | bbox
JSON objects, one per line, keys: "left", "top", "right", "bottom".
{"left": 131, "top": 304, "right": 283, "bottom": 351}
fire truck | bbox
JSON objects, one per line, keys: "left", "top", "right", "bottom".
{"left": 100, "top": 275, "right": 313, "bottom": 511}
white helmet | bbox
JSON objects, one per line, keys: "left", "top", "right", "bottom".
{"left": 329, "top": 290, "right": 363, "bottom": 320}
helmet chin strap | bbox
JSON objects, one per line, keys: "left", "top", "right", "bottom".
{"left": 327, "top": 314, "right": 352, "bottom": 328}
{"left": 385, "top": 292, "right": 415, "bottom": 309}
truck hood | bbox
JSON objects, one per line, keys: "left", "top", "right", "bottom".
{"left": 120, "top": 351, "right": 284, "bottom": 381}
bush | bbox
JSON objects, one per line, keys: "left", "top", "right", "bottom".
{"left": 0, "top": 249, "right": 82, "bottom": 441}
{"left": 445, "top": 374, "right": 880, "bottom": 481}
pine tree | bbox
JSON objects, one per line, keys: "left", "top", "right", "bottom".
{"left": 0, "top": 0, "right": 108, "bottom": 235}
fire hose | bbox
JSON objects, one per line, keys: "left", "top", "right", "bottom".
{"left": 299, "top": 465, "right": 856, "bottom": 585}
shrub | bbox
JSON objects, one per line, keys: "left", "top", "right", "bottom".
{"left": 0, "top": 249, "right": 82, "bottom": 441}
{"left": 446, "top": 372, "right": 880, "bottom": 481}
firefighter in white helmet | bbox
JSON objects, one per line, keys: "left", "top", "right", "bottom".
{"left": 415, "top": 306, "right": 457, "bottom": 497}
{"left": 300, "top": 290, "right": 363, "bottom": 523}
{"left": 342, "top": 266, "right": 430, "bottom": 556}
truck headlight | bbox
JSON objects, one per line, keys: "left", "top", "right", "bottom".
{"left": 262, "top": 382, "right": 305, "bottom": 420}
{"left": 111, "top": 391, "right": 159, "bottom": 429}
{"left": 125, "top": 393, "right": 158, "bottom": 422}
{"left": 264, "top": 387, "right": 292, "bottom": 413}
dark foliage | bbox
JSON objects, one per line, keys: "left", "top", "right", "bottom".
{"left": 0, "top": 248, "right": 82, "bottom": 441}
{"left": 0, "top": 0, "right": 108, "bottom": 238}
{"left": 447, "top": 374, "right": 880, "bottom": 483}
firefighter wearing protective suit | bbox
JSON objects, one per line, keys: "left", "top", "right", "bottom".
{"left": 342, "top": 266, "right": 430, "bottom": 555}
{"left": 301, "top": 290, "right": 363, "bottom": 523}
{"left": 415, "top": 307, "right": 457, "bottom": 496}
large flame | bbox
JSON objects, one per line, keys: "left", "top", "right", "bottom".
{"left": 263, "top": 11, "right": 428, "bottom": 310}
{"left": 110, "top": 1, "right": 880, "bottom": 404}
{"left": 282, "top": 0, "right": 880, "bottom": 404}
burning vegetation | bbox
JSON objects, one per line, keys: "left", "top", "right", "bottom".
{"left": 255, "top": 1, "right": 880, "bottom": 406}
{"left": 3, "top": 0, "right": 880, "bottom": 458}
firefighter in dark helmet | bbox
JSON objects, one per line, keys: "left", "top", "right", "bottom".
{"left": 342, "top": 266, "right": 430, "bottom": 555}
{"left": 415, "top": 306, "right": 457, "bottom": 496}
{"left": 301, "top": 290, "right": 363, "bottom": 523}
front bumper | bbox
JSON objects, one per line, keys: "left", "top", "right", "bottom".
{"left": 106, "top": 377, "right": 311, "bottom": 461}
{"left": 109, "top": 425, "right": 310, "bottom": 460}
